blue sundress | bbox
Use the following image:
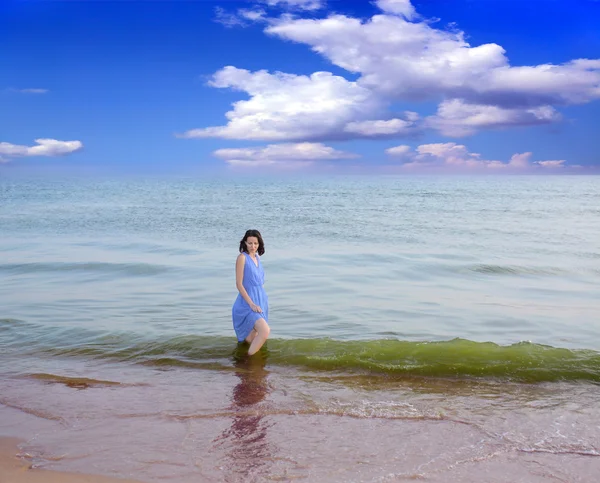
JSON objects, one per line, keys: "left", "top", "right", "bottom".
{"left": 232, "top": 252, "right": 269, "bottom": 342}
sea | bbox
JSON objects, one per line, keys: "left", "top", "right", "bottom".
{"left": 1, "top": 174, "right": 599, "bottom": 482}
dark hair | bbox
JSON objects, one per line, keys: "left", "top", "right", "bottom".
{"left": 239, "top": 229, "right": 265, "bottom": 256}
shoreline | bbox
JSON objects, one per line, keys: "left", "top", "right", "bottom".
{"left": 0, "top": 437, "right": 144, "bottom": 483}
{"left": 2, "top": 358, "right": 599, "bottom": 482}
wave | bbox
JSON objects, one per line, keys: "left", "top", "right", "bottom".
{"left": 462, "top": 264, "right": 570, "bottom": 277}
{"left": 0, "top": 262, "right": 174, "bottom": 276}
{"left": 10, "top": 330, "right": 599, "bottom": 383}
{"left": 0, "top": 398, "right": 65, "bottom": 423}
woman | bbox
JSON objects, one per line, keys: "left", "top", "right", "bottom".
{"left": 232, "top": 229, "right": 270, "bottom": 355}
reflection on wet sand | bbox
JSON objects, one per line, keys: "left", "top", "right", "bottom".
{"left": 218, "top": 347, "right": 272, "bottom": 481}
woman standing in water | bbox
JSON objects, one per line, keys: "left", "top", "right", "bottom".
{"left": 232, "top": 229, "right": 270, "bottom": 355}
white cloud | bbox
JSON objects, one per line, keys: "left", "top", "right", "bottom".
{"left": 385, "top": 144, "right": 412, "bottom": 157}
{"left": 536, "top": 160, "right": 566, "bottom": 168}
{"left": 213, "top": 142, "right": 358, "bottom": 168}
{"left": 267, "top": 8, "right": 600, "bottom": 108}
{"left": 240, "top": 8, "right": 267, "bottom": 22}
{"left": 179, "top": 66, "right": 381, "bottom": 141}
{"left": 214, "top": 6, "right": 267, "bottom": 27}
{"left": 5, "top": 88, "right": 49, "bottom": 94}
{"left": 416, "top": 142, "right": 470, "bottom": 159}
{"left": 425, "top": 99, "right": 561, "bottom": 137}
{"left": 344, "top": 116, "right": 418, "bottom": 137}
{"left": 480, "top": 61, "right": 600, "bottom": 106}
{"left": 375, "top": 0, "right": 417, "bottom": 20}
{"left": 386, "top": 142, "right": 567, "bottom": 171}
{"left": 0, "top": 139, "right": 83, "bottom": 163}
{"left": 266, "top": 13, "right": 507, "bottom": 100}
{"left": 214, "top": 7, "right": 248, "bottom": 27}
{"left": 214, "top": 0, "right": 321, "bottom": 27}
{"left": 193, "top": 0, "right": 600, "bottom": 143}
{"left": 507, "top": 152, "right": 532, "bottom": 169}
{"left": 261, "top": 0, "right": 324, "bottom": 11}
{"left": 19, "top": 88, "right": 48, "bottom": 94}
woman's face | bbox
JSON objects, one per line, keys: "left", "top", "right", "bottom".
{"left": 245, "top": 236, "right": 259, "bottom": 254}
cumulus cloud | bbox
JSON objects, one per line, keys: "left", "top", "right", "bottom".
{"left": 267, "top": 8, "right": 600, "bottom": 108}
{"left": 386, "top": 142, "right": 567, "bottom": 171}
{"left": 425, "top": 99, "right": 561, "bottom": 137}
{"left": 385, "top": 144, "right": 412, "bottom": 157}
{"left": 213, "top": 142, "right": 358, "bottom": 168}
{"left": 179, "top": 66, "right": 382, "bottom": 141}
{"left": 376, "top": 0, "right": 417, "bottom": 20}
{"left": 506, "top": 152, "right": 532, "bottom": 169}
{"left": 344, "top": 115, "right": 419, "bottom": 137}
{"left": 191, "top": 0, "right": 600, "bottom": 143}
{"left": 0, "top": 139, "right": 83, "bottom": 163}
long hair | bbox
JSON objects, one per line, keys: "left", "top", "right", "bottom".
{"left": 239, "top": 229, "right": 265, "bottom": 256}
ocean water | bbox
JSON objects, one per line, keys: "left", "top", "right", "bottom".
{"left": 1, "top": 175, "right": 600, "bottom": 482}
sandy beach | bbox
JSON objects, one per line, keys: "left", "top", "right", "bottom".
{"left": 2, "top": 360, "right": 600, "bottom": 482}
{"left": 0, "top": 437, "right": 143, "bottom": 483}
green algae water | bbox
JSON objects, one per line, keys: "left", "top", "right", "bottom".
{"left": 1, "top": 175, "right": 600, "bottom": 482}
{"left": 5, "top": 328, "right": 600, "bottom": 383}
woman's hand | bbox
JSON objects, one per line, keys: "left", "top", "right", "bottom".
{"left": 250, "top": 302, "right": 262, "bottom": 313}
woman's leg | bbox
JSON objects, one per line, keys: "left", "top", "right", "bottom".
{"left": 245, "top": 329, "right": 257, "bottom": 344}
{"left": 248, "top": 318, "right": 270, "bottom": 356}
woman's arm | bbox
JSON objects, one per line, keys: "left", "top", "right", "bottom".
{"left": 236, "top": 254, "right": 262, "bottom": 312}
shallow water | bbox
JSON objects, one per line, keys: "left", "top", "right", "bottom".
{"left": 1, "top": 175, "right": 600, "bottom": 481}
{"left": 2, "top": 356, "right": 599, "bottom": 482}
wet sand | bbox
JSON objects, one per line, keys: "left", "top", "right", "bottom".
{"left": 0, "top": 437, "right": 143, "bottom": 483}
{"left": 1, "top": 419, "right": 598, "bottom": 483}
{"left": 1, "top": 353, "right": 600, "bottom": 482}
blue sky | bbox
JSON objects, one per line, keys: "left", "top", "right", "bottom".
{"left": 1, "top": 0, "right": 599, "bottom": 175}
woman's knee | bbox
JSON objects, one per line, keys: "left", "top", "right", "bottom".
{"left": 255, "top": 318, "right": 270, "bottom": 337}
